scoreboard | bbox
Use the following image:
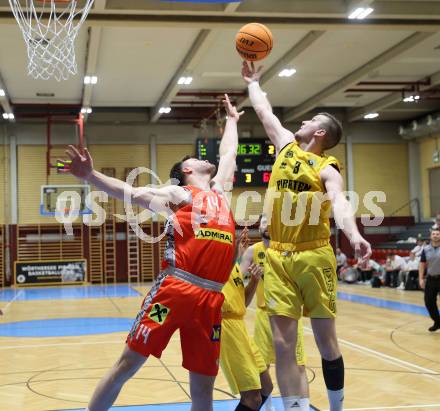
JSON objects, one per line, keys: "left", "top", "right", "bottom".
{"left": 196, "top": 138, "right": 275, "bottom": 187}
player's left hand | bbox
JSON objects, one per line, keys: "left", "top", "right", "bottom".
{"left": 223, "top": 94, "right": 244, "bottom": 122}
{"left": 351, "top": 235, "right": 372, "bottom": 264}
{"left": 66, "top": 145, "right": 94, "bottom": 180}
{"left": 237, "top": 227, "right": 249, "bottom": 259}
{"left": 241, "top": 61, "right": 263, "bottom": 84}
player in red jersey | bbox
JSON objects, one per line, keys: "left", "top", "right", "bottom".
{"left": 66, "top": 95, "right": 243, "bottom": 411}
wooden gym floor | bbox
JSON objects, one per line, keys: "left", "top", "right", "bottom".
{"left": 0, "top": 282, "right": 439, "bottom": 411}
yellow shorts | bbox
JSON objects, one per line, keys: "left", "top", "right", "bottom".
{"left": 220, "top": 317, "right": 267, "bottom": 394}
{"left": 265, "top": 244, "right": 337, "bottom": 320}
{"left": 254, "top": 307, "right": 306, "bottom": 366}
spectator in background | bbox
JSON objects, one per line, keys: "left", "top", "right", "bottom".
{"left": 419, "top": 228, "right": 440, "bottom": 332}
{"left": 356, "top": 258, "right": 383, "bottom": 283}
{"left": 335, "top": 248, "right": 347, "bottom": 278}
{"left": 432, "top": 212, "right": 440, "bottom": 230}
{"left": 357, "top": 259, "right": 374, "bottom": 283}
{"left": 411, "top": 239, "right": 425, "bottom": 258}
{"left": 385, "top": 254, "right": 405, "bottom": 288}
{"left": 398, "top": 252, "right": 420, "bottom": 290}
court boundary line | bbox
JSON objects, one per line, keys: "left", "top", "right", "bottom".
{"left": 248, "top": 307, "right": 440, "bottom": 380}
{"left": 0, "top": 340, "right": 123, "bottom": 350}
{"left": 334, "top": 334, "right": 439, "bottom": 378}
{"left": 342, "top": 404, "right": 440, "bottom": 410}
{"left": 0, "top": 284, "right": 142, "bottom": 302}
{"left": 57, "top": 397, "right": 320, "bottom": 411}
{"left": 0, "top": 290, "right": 23, "bottom": 314}
{"left": 337, "top": 291, "right": 427, "bottom": 317}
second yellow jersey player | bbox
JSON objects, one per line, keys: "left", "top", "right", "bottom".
{"left": 252, "top": 241, "right": 306, "bottom": 367}
{"left": 220, "top": 263, "right": 267, "bottom": 396}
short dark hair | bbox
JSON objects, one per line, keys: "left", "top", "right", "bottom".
{"left": 317, "top": 112, "right": 343, "bottom": 150}
{"left": 169, "top": 155, "right": 193, "bottom": 186}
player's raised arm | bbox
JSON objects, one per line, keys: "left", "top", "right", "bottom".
{"left": 321, "top": 164, "right": 372, "bottom": 262}
{"left": 211, "top": 94, "right": 243, "bottom": 191}
{"left": 239, "top": 244, "right": 254, "bottom": 275}
{"left": 66, "top": 145, "right": 189, "bottom": 214}
{"left": 242, "top": 61, "right": 294, "bottom": 154}
{"left": 239, "top": 245, "right": 262, "bottom": 307}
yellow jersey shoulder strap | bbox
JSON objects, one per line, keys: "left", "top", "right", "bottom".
{"left": 320, "top": 154, "right": 341, "bottom": 173}
{"left": 278, "top": 140, "right": 298, "bottom": 156}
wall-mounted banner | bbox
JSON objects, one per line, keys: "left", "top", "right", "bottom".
{"left": 14, "top": 260, "right": 87, "bottom": 287}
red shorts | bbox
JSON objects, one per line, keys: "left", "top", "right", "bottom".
{"left": 126, "top": 272, "right": 224, "bottom": 376}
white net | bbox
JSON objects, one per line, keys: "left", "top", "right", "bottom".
{"left": 9, "top": 0, "right": 95, "bottom": 81}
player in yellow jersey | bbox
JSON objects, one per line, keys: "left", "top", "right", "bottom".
{"left": 240, "top": 215, "right": 307, "bottom": 411}
{"left": 220, "top": 229, "right": 278, "bottom": 411}
{"left": 242, "top": 62, "right": 371, "bottom": 411}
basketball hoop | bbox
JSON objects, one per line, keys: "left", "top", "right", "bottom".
{"left": 9, "top": 0, "right": 95, "bottom": 81}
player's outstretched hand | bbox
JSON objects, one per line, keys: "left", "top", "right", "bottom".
{"left": 351, "top": 235, "right": 372, "bottom": 264}
{"left": 241, "top": 61, "right": 263, "bottom": 84}
{"left": 223, "top": 94, "right": 244, "bottom": 122}
{"left": 65, "top": 145, "right": 94, "bottom": 180}
{"left": 237, "top": 227, "right": 249, "bottom": 259}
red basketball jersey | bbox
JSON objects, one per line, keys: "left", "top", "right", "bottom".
{"left": 162, "top": 185, "right": 236, "bottom": 284}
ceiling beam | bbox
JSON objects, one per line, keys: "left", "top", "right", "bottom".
{"left": 1, "top": 12, "right": 440, "bottom": 31}
{"left": 151, "top": 2, "right": 244, "bottom": 122}
{"left": 81, "top": 0, "right": 106, "bottom": 122}
{"left": 0, "top": 72, "right": 14, "bottom": 121}
{"left": 284, "top": 31, "right": 435, "bottom": 122}
{"left": 373, "top": 1, "right": 440, "bottom": 17}
{"left": 2, "top": 0, "right": 439, "bottom": 18}
{"left": 151, "top": 29, "right": 211, "bottom": 123}
{"left": 236, "top": 30, "right": 325, "bottom": 108}
{"left": 348, "top": 69, "right": 440, "bottom": 121}
{"left": 346, "top": 0, "right": 375, "bottom": 10}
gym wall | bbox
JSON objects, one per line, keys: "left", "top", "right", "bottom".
{"left": 353, "top": 143, "right": 410, "bottom": 216}
{"left": 418, "top": 135, "right": 440, "bottom": 219}
{"left": 0, "top": 119, "right": 416, "bottom": 224}
{"left": 0, "top": 144, "right": 6, "bottom": 225}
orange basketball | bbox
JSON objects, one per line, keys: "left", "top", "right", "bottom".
{"left": 235, "top": 23, "right": 273, "bottom": 61}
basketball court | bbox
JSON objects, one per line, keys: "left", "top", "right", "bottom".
{"left": 1, "top": 1, "right": 440, "bottom": 410}
{"left": 1, "top": 283, "right": 439, "bottom": 410}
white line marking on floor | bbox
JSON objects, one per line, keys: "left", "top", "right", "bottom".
{"left": 340, "top": 404, "right": 440, "bottom": 410}
{"left": 247, "top": 307, "right": 439, "bottom": 380}
{"left": 0, "top": 340, "right": 123, "bottom": 350}
{"left": 0, "top": 334, "right": 181, "bottom": 350}
{"left": 333, "top": 334, "right": 439, "bottom": 378}
{"left": 0, "top": 290, "right": 23, "bottom": 314}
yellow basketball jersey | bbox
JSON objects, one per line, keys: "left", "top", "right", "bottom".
{"left": 221, "top": 263, "right": 246, "bottom": 318}
{"left": 253, "top": 241, "right": 268, "bottom": 309}
{"left": 266, "top": 141, "right": 340, "bottom": 249}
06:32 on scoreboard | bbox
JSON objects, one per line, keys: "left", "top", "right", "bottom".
{"left": 196, "top": 138, "right": 275, "bottom": 187}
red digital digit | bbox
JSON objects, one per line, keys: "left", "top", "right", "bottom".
{"left": 263, "top": 172, "right": 271, "bottom": 183}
